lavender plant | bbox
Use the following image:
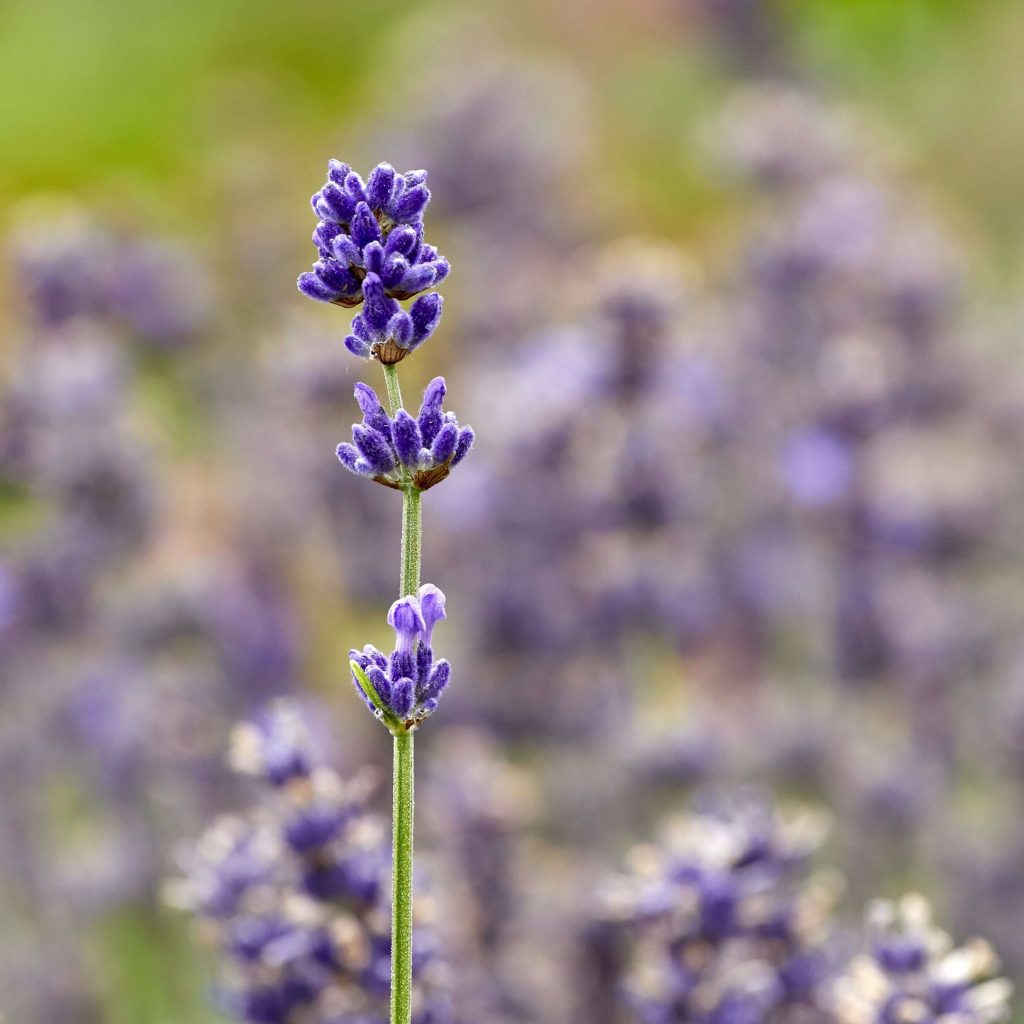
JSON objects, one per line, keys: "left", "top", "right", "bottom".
{"left": 297, "top": 161, "right": 472, "bottom": 1024}
{"left": 831, "top": 894, "right": 1012, "bottom": 1024}
{"left": 166, "top": 702, "right": 451, "bottom": 1023}
{"left": 591, "top": 793, "right": 840, "bottom": 1024}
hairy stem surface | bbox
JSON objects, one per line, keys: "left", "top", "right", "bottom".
{"left": 391, "top": 728, "right": 414, "bottom": 1024}
{"left": 381, "top": 359, "right": 420, "bottom": 1024}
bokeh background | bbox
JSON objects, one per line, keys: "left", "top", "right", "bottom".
{"left": 4, "top": 0, "right": 1024, "bottom": 1021}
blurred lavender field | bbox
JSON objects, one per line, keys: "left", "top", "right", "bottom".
{"left": 4, "top": 1, "right": 1024, "bottom": 1021}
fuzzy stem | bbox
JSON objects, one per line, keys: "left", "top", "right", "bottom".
{"left": 391, "top": 728, "right": 414, "bottom": 1024}
{"left": 400, "top": 486, "right": 422, "bottom": 598}
{"left": 381, "top": 359, "right": 420, "bottom": 1024}
{"left": 382, "top": 361, "right": 404, "bottom": 417}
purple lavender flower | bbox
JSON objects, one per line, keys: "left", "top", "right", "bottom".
{"left": 297, "top": 161, "right": 449, "bottom": 328}
{"left": 593, "top": 793, "right": 838, "bottom": 1024}
{"left": 831, "top": 894, "right": 1012, "bottom": 1024}
{"left": 166, "top": 701, "right": 451, "bottom": 1023}
{"left": 349, "top": 585, "right": 452, "bottom": 729}
{"left": 336, "top": 377, "right": 474, "bottom": 491}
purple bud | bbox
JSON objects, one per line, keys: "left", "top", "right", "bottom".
{"left": 415, "top": 642, "right": 432, "bottom": 686}
{"left": 399, "top": 262, "right": 442, "bottom": 296}
{"left": 388, "top": 596, "right": 425, "bottom": 653}
{"left": 353, "top": 383, "right": 390, "bottom": 434}
{"left": 313, "top": 258, "right": 353, "bottom": 292}
{"left": 403, "top": 169, "right": 428, "bottom": 187}
{"left": 392, "top": 411, "right": 423, "bottom": 470}
{"left": 381, "top": 254, "right": 410, "bottom": 290}
{"left": 393, "top": 184, "right": 430, "bottom": 223}
{"left": 336, "top": 443, "right": 366, "bottom": 475}
{"left": 389, "top": 679, "right": 414, "bottom": 719}
{"left": 430, "top": 421, "right": 458, "bottom": 464}
{"left": 366, "top": 162, "right": 397, "bottom": 209}
{"left": 331, "top": 233, "right": 361, "bottom": 266}
{"left": 409, "top": 292, "right": 443, "bottom": 343}
{"left": 418, "top": 584, "right": 446, "bottom": 646}
{"left": 350, "top": 202, "right": 381, "bottom": 249}
{"left": 384, "top": 226, "right": 418, "bottom": 258}
{"left": 352, "top": 425, "right": 395, "bottom": 475}
{"left": 362, "top": 241, "right": 385, "bottom": 275}
{"left": 367, "top": 665, "right": 391, "bottom": 706}
{"left": 327, "top": 159, "right": 351, "bottom": 184}
{"left": 298, "top": 272, "right": 337, "bottom": 302}
{"left": 313, "top": 220, "right": 343, "bottom": 255}
{"left": 343, "top": 171, "right": 367, "bottom": 204}
{"left": 418, "top": 377, "right": 446, "bottom": 445}
{"left": 452, "top": 426, "right": 475, "bottom": 466}
{"left": 387, "top": 311, "right": 414, "bottom": 347}
{"left": 344, "top": 334, "right": 371, "bottom": 358}
{"left": 423, "top": 660, "right": 450, "bottom": 702}
{"left": 315, "top": 182, "right": 357, "bottom": 223}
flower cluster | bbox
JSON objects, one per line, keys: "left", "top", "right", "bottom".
{"left": 165, "top": 702, "right": 451, "bottom": 1024}
{"left": 336, "top": 377, "right": 474, "bottom": 491}
{"left": 297, "top": 161, "right": 449, "bottom": 363}
{"left": 832, "top": 894, "right": 1012, "bottom": 1024}
{"left": 349, "top": 586, "right": 451, "bottom": 730}
{"left": 592, "top": 793, "right": 838, "bottom": 1024}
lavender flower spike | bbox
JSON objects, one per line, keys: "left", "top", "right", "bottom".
{"left": 298, "top": 160, "right": 449, "bottom": 337}
{"left": 350, "top": 584, "right": 452, "bottom": 730}
{"left": 336, "top": 375, "right": 474, "bottom": 491}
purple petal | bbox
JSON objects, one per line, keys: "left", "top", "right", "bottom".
{"left": 388, "top": 596, "right": 425, "bottom": 652}
{"left": 418, "top": 584, "right": 446, "bottom": 646}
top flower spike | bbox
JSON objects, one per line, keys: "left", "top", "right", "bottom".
{"left": 297, "top": 161, "right": 450, "bottom": 363}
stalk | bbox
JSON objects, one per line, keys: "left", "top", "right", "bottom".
{"left": 390, "top": 728, "right": 414, "bottom": 1024}
{"left": 382, "top": 359, "right": 420, "bottom": 1024}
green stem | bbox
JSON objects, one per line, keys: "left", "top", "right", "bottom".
{"left": 382, "top": 362, "right": 404, "bottom": 417}
{"left": 391, "top": 728, "right": 414, "bottom": 1024}
{"left": 400, "top": 486, "right": 422, "bottom": 598}
{"left": 380, "top": 359, "right": 421, "bottom": 1024}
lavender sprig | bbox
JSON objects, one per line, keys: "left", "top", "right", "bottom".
{"left": 297, "top": 157, "right": 464, "bottom": 1024}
